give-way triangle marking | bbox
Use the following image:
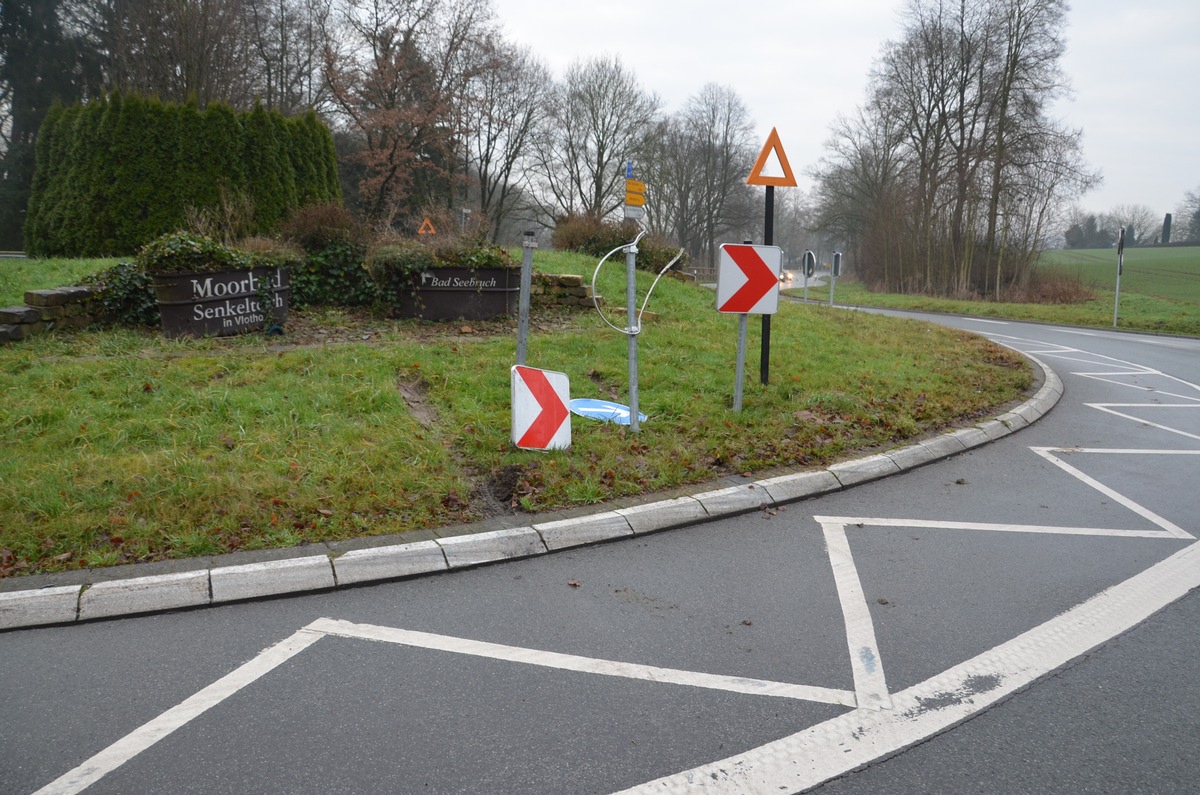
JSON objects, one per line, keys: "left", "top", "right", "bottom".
{"left": 717, "top": 244, "right": 781, "bottom": 314}
{"left": 511, "top": 365, "right": 570, "bottom": 450}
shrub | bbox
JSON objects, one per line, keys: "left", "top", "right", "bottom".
{"left": 551, "top": 213, "right": 687, "bottom": 272}
{"left": 135, "top": 231, "right": 251, "bottom": 276}
{"left": 280, "top": 203, "right": 366, "bottom": 252}
{"left": 23, "top": 94, "right": 340, "bottom": 257}
{"left": 182, "top": 187, "right": 256, "bottom": 247}
{"left": 82, "top": 260, "right": 159, "bottom": 327}
{"left": 237, "top": 236, "right": 305, "bottom": 270}
{"left": 280, "top": 204, "right": 374, "bottom": 307}
{"left": 1005, "top": 269, "right": 1097, "bottom": 305}
{"left": 364, "top": 238, "right": 437, "bottom": 305}
{"left": 364, "top": 236, "right": 516, "bottom": 307}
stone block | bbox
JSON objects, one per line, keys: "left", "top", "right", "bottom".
{"left": 883, "top": 444, "right": 939, "bottom": 471}
{"left": 437, "top": 527, "right": 546, "bottom": 568}
{"left": 828, "top": 453, "right": 903, "bottom": 487}
{"left": 757, "top": 470, "right": 841, "bottom": 504}
{"left": 950, "top": 426, "right": 991, "bottom": 450}
{"left": 692, "top": 483, "right": 771, "bottom": 517}
{"left": 23, "top": 289, "right": 61, "bottom": 307}
{"left": 0, "top": 585, "right": 80, "bottom": 629}
{"left": 79, "top": 570, "right": 210, "bottom": 619}
{"left": 210, "top": 555, "right": 335, "bottom": 603}
{"left": 617, "top": 497, "right": 708, "bottom": 534}
{"left": 0, "top": 306, "right": 40, "bottom": 324}
{"left": 533, "top": 511, "right": 633, "bottom": 550}
{"left": 918, "top": 433, "right": 968, "bottom": 460}
{"left": 334, "top": 540, "right": 447, "bottom": 585}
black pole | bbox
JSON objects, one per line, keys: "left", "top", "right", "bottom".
{"left": 761, "top": 186, "right": 774, "bottom": 385}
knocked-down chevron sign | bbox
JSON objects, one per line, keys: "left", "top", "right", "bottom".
{"left": 511, "top": 365, "right": 571, "bottom": 450}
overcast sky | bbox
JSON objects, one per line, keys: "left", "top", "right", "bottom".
{"left": 491, "top": 0, "right": 1199, "bottom": 219}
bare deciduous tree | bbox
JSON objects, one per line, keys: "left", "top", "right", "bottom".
{"left": 815, "top": 0, "right": 1098, "bottom": 297}
{"left": 246, "top": 0, "right": 335, "bottom": 114}
{"left": 460, "top": 36, "right": 548, "bottom": 241}
{"left": 322, "top": 0, "right": 494, "bottom": 225}
{"left": 529, "top": 55, "right": 660, "bottom": 221}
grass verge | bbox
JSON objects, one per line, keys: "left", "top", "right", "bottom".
{"left": 0, "top": 257, "right": 120, "bottom": 306}
{"left": 822, "top": 264, "right": 1200, "bottom": 337}
{"left": 2, "top": 251, "right": 1031, "bottom": 576}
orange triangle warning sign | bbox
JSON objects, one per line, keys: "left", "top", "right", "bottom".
{"left": 747, "top": 127, "right": 797, "bottom": 187}
{"left": 418, "top": 217, "right": 437, "bottom": 235}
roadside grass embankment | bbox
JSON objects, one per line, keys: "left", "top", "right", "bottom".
{"left": 819, "top": 246, "right": 1200, "bottom": 337}
{"left": 0, "top": 257, "right": 119, "bottom": 307}
{"left": 1, "top": 250, "right": 1031, "bottom": 576}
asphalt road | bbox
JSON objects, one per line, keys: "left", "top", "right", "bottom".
{"left": 3, "top": 314, "right": 1198, "bottom": 794}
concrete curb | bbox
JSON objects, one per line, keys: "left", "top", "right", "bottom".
{"left": 0, "top": 353, "right": 1062, "bottom": 632}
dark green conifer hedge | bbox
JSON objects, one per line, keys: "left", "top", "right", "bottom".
{"left": 24, "top": 94, "right": 341, "bottom": 257}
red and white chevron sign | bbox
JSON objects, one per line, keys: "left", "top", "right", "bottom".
{"left": 511, "top": 365, "right": 571, "bottom": 450}
{"left": 716, "top": 244, "right": 782, "bottom": 314}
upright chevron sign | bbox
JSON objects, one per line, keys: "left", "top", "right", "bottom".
{"left": 716, "top": 244, "right": 782, "bottom": 315}
{"left": 511, "top": 365, "right": 571, "bottom": 450}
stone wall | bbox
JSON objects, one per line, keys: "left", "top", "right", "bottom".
{"left": 0, "top": 286, "right": 109, "bottom": 344}
{"left": 530, "top": 273, "right": 602, "bottom": 308}
{"left": 0, "top": 272, "right": 600, "bottom": 344}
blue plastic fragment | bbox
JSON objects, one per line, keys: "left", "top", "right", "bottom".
{"left": 569, "top": 398, "right": 647, "bottom": 426}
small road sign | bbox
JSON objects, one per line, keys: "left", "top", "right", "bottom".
{"left": 417, "top": 218, "right": 437, "bottom": 235}
{"left": 625, "top": 178, "right": 647, "bottom": 208}
{"left": 511, "top": 365, "right": 570, "bottom": 450}
{"left": 716, "top": 244, "right": 782, "bottom": 314}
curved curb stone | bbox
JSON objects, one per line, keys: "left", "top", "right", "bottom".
{"left": 0, "top": 353, "right": 1062, "bottom": 631}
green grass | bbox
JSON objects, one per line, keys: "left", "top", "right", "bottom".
{"left": 1, "top": 251, "right": 1032, "bottom": 576}
{"left": 1038, "top": 246, "right": 1200, "bottom": 305}
{"left": 0, "top": 257, "right": 121, "bottom": 306}
{"left": 819, "top": 246, "right": 1200, "bottom": 336}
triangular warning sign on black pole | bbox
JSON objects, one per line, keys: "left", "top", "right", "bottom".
{"left": 747, "top": 128, "right": 798, "bottom": 188}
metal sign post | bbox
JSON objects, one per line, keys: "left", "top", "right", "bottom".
{"left": 802, "top": 250, "right": 815, "bottom": 303}
{"left": 625, "top": 238, "right": 640, "bottom": 433}
{"left": 734, "top": 314, "right": 749, "bottom": 411}
{"left": 1113, "top": 228, "right": 1125, "bottom": 328}
{"left": 516, "top": 231, "right": 536, "bottom": 366}
{"left": 829, "top": 251, "right": 841, "bottom": 306}
{"left": 746, "top": 128, "right": 797, "bottom": 389}
{"left": 761, "top": 186, "right": 774, "bottom": 385}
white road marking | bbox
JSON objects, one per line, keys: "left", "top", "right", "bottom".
{"left": 1031, "top": 448, "right": 1195, "bottom": 539}
{"left": 615, "top": 539, "right": 1200, "bottom": 794}
{"left": 308, "top": 618, "right": 856, "bottom": 706}
{"left": 820, "top": 522, "right": 892, "bottom": 711}
{"left": 814, "top": 515, "right": 1185, "bottom": 540}
{"left": 1084, "top": 404, "right": 1200, "bottom": 442}
{"left": 28, "top": 622, "right": 857, "bottom": 794}
{"left": 32, "top": 628, "right": 325, "bottom": 795}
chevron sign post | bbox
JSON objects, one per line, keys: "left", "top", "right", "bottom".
{"left": 717, "top": 244, "right": 782, "bottom": 412}
{"left": 511, "top": 365, "right": 571, "bottom": 450}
